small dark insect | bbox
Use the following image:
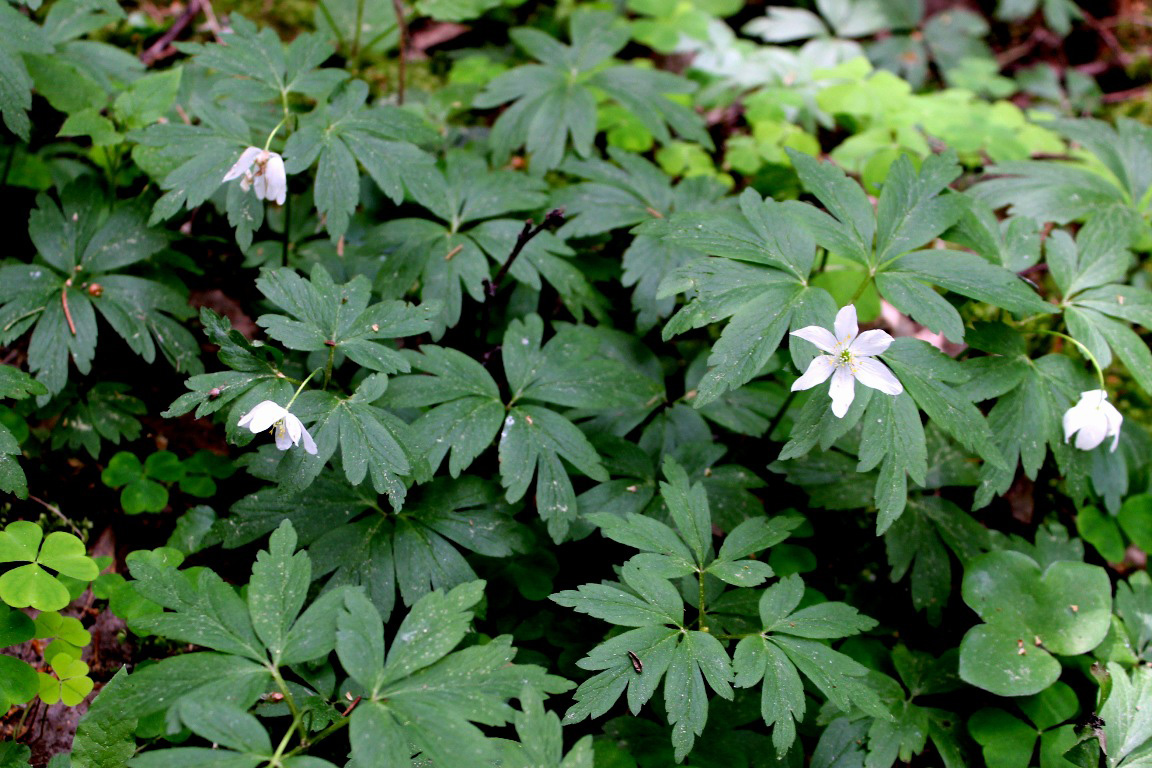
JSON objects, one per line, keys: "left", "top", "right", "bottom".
{"left": 627, "top": 650, "right": 643, "bottom": 674}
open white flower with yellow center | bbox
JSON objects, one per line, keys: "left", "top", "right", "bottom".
{"left": 237, "top": 400, "right": 317, "bottom": 454}
{"left": 789, "top": 304, "right": 903, "bottom": 418}
{"left": 223, "top": 147, "right": 287, "bottom": 205}
{"left": 1063, "top": 389, "right": 1123, "bottom": 452}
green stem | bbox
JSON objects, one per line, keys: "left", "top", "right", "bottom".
{"left": 14, "top": 703, "right": 31, "bottom": 740}
{"left": 269, "top": 666, "right": 307, "bottom": 745}
{"left": 287, "top": 368, "right": 323, "bottom": 409}
{"left": 285, "top": 716, "right": 350, "bottom": 757}
{"left": 315, "top": 0, "right": 347, "bottom": 54}
{"left": 1, "top": 143, "right": 15, "bottom": 188}
{"left": 263, "top": 116, "right": 289, "bottom": 152}
{"left": 697, "top": 573, "right": 706, "bottom": 631}
{"left": 323, "top": 344, "right": 336, "bottom": 391}
{"left": 1037, "top": 329, "right": 1107, "bottom": 392}
{"left": 848, "top": 272, "right": 873, "bottom": 303}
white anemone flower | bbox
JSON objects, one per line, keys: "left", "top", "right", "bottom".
{"left": 1063, "top": 390, "right": 1123, "bottom": 452}
{"left": 789, "top": 304, "right": 904, "bottom": 418}
{"left": 222, "top": 147, "right": 287, "bottom": 205}
{"left": 237, "top": 400, "right": 317, "bottom": 455}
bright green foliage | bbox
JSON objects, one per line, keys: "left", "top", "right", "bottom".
{"left": 225, "top": 473, "right": 527, "bottom": 620}
{"left": 474, "top": 10, "right": 711, "bottom": 172}
{"left": 0, "top": 183, "right": 201, "bottom": 398}
{"left": 256, "top": 264, "right": 439, "bottom": 374}
{"left": 554, "top": 148, "right": 731, "bottom": 330}
{"left": 959, "top": 550, "right": 1112, "bottom": 696}
{"left": 554, "top": 460, "right": 877, "bottom": 761}
{"left": 371, "top": 150, "right": 601, "bottom": 335}
{"left": 34, "top": 610, "right": 91, "bottom": 661}
{"left": 38, "top": 652, "right": 94, "bottom": 706}
{"left": 83, "top": 522, "right": 572, "bottom": 767}
{"left": 628, "top": 0, "right": 742, "bottom": 53}
{"left": 283, "top": 79, "right": 439, "bottom": 239}
{"left": 101, "top": 449, "right": 234, "bottom": 513}
{"left": 0, "top": 520, "right": 99, "bottom": 611}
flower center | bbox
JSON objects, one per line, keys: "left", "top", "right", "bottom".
{"left": 836, "top": 348, "right": 854, "bottom": 367}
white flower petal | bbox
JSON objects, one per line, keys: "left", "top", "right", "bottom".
{"left": 301, "top": 426, "right": 318, "bottom": 455}
{"left": 829, "top": 365, "right": 856, "bottom": 418}
{"left": 284, "top": 414, "right": 303, "bottom": 446}
{"left": 1073, "top": 419, "right": 1107, "bottom": 451}
{"left": 263, "top": 153, "right": 287, "bottom": 205}
{"left": 790, "top": 325, "right": 840, "bottom": 353}
{"left": 274, "top": 421, "right": 293, "bottom": 450}
{"left": 792, "top": 355, "right": 835, "bottom": 391}
{"left": 853, "top": 357, "right": 903, "bottom": 396}
{"left": 223, "top": 146, "right": 262, "bottom": 182}
{"left": 238, "top": 401, "right": 288, "bottom": 433}
{"left": 833, "top": 304, "right": 858, "bottom": 345}
{"left": 850, "top": 329, "right": 894, "bottom": 356}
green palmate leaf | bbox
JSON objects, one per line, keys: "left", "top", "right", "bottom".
{"left": 163, "top": 308, "right": 289, "bottom": 433}
{"left": 1095, "top": 662, "right": 1152, "bottom": 767}
{"left": 474, "top": 10, "right": 708, "bottom": 172}
{"left": 554, "top": 462, "right": 807, "bottom": 761}
{"left": 0, "top": 183, "right": 200, "bottom": 399}
{"left": 966, "top": 354, "right": 1088, "bottom": 510}
{"left": 657, "top": 255, "right": 834, "bottom": 406}
{"left": 0, "top": 2, "right": 52, "bottom": 141}
{"left": 972, "top": 117, "right": 1152, "bottom": 242}
{"left": 51, "top": 381, "right": 145, "bottom": 459}
{"left": 177, "top": 15, "right": 344, "bottom": 104}
{"left": 857, "top": 390, "right": 927, "bottom": 533}
{"left": 883, "top": 339, "right": 1006, "bottom": 471}
{"left": 0, "top": 364, "right": 47, "bottom": 400}
{"left": 305, "top": 476, "right": 527, "bottom": 620}
{"left": 385, "top": 346, "right": 504, "bottom": 478}
{"left": 284, "top": 79, "right": 438, "bottom": 238}
{"left": 959, "top": 550, "right": 1112, "bottom": 696}
{"left": 555, "top": 149, "right": 730, "bottom": 330}
{"left": 127, "top": 521, "right": 349, "bottom": 668}
{"left": 336, "top": 581, "right": 571, "bottom": 767}
{"left": 72, "top": 667, "right": 136, "bottom": 768}
{"left": 885, "top": 496, "right": 992, "bottom": 626}
{"left": 280, "top": 375, "right": 423, "bottom": 507}
{"left": 733, "top": 574, "right": 884, "bottom": 757}
{"left": 496, "top": 686, "right": 594, "bottom": 768}
{"left": 132, "top": 96, "right": 256, "bottom": 224}
{"left": 256, "top": 264, "right": 438, "bottom": 374}
{"left": 369, "top": 149, "right": 551, "bottom": 335}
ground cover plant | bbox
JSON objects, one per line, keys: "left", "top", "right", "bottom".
{"left": 1, "top": 0, "right": 1151, "bottom": 765}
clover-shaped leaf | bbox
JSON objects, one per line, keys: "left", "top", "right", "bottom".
{"left": 34, "top": 610, "right": 91, "bottom": 662}
{"left": 0, "top": 603, "right": 35, "bottom": 646}
{"left": 0, "top": 656, "right": 38, "bottom": 712}
{"left": 958, "top": 550, "right": 1111, "bottom": 696}
{"left": 0, "top": 521, "right": 99, "bottom": 610}
{"left": 38, "top": 652, "right": 94, "bottom": 706}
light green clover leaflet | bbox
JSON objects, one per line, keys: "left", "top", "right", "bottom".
{"left": 958, "top": 551, "right": 1111, "bottom": 696}
{"left": 0, "top": 521, "right": 100, "bottom": 611}
{"left": 38, "top": 653, "right": 94, "bottom": 706}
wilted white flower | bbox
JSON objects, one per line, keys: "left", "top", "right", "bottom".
{"left": 1063, "top": 390, "right": 1123, "bottom": 452}
{"left": 223, "top": 147, "right": 287, "bottom": 205}
{"left": 789, "top": 304, "right": 903, "bottom": 418}
{"left": 237, "top": 400, "right": 317, "bottom": 455}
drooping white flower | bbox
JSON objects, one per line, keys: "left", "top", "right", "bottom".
{"left": 1063, "top": 390, "right": 1123, "bottom": 452}
{"left": 222, "top": 147, "right": 287, "bottom": 205}
{"left": 789, "top": 304, "right": 903, "bottom": 418}
{"left": 237, "top": 400, "right": 317, "bottom": 455}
